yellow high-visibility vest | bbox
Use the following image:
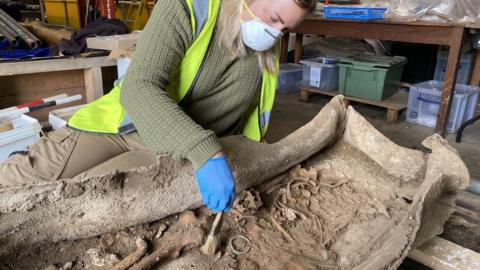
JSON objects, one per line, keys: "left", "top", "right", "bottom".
{"left": 68, "top": 0, "right": 278, "bottom": 142}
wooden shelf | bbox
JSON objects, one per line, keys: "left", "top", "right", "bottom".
{"left": 0, "top": 56, "right": 118, "bottom": 120}
{"left": 0, "top": 56, "right": 116, "bottom": 76}
{"left": 299, "top": 86, "right": 408, "bottom": 123}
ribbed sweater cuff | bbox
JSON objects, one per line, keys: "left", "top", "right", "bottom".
{"left": 186, "top": 134, "right": 223, "bottom": 170}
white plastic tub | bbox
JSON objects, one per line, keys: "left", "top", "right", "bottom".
{"left": 0, "top": 114, "right": 40, "bottom": 162}
{"left": 407, "top": 80, "right": 480, "bottom": 133}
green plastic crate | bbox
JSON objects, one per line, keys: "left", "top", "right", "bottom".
{"left": 338, "top": 54, "right": 407, "bottom": 101}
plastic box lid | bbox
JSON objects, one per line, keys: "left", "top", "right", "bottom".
{"left": 340, "top": 54, "right": 408, "bottom": 68}
{"left": 300, "top": 57, "right": 339, "bottom": 68}
{"left": 279, "top": 63, "right": 303, "bottom": 74}
{"left": 413, "top": 80, "right": 479, "bottom": 96}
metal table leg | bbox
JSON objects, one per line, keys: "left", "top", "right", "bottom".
{"left": 456, "top": 115, "right": 480, "bottom": 143}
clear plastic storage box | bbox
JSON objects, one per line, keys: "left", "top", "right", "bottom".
{"left": 277, "top": 63, "right": 304, "bottom": 93}
{"left": 0, "top": 114, "right": 40, "bottom": 162}
{"left": 434, "top": 51, "right": 474, "bottom": 84}
{"left": 300, "top": 57, "right": 339, "bottom": 91}
{"left": 407, "top": 80, "right": 480, "bottom": 133}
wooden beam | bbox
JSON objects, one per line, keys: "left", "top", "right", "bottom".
{"left": 280, "top": 34, "right": 289, "bottom": 63}
{"left": 435, "top": 28, "right": 465, "bottom": 135}
{"left": 291, "top": 18, "right": 460, "bottom": 46}
{"left": 84, "top": 67, "right": 104, "bottom": 102}
{"left": 387, "top": 109, "right": 400, "bottom": 124}
{"left": 0, "top": 57, "right": 116, "bottom": 76}
{"left": 408, "top": 237, "right": 480, "bottom": 270}
{"left": 294, "top": 33, "right": 303, "bottom": 64}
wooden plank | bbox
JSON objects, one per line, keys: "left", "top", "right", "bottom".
{"left": 470, "top": 51, "right": 480, "bottom": 86}
{"left": 306, "top": 17, "right": 479, "bottom": 28}
{"left": 0, "top": 69, "right": 86, "bottom": 122}
{"left": 0, "top": 70, "right": 84, "bottom": 97}
{"left": 408, "top": 237, "right": 480, "bottom": 270}
{"left": 0, "top": 56, "right": 116, "bottom": 76}
{"left": 299, "top": 86, "right": 408, "bottom": 110}
{"left": 291, "top": 18, "right": 462, "bottom": 46}
{"left": 84, "top": 67, "right": 104, "bottom": 102}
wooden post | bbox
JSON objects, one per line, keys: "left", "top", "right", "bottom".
{"left": 84, "top": 67, "right": 104, "bottom": 103}
{"left": 435, "top": 27, "right": 464, "bottom": 136}
{"left": 299, "top": 89, "right": 311, "bottom": 102}
{"left": 280, "top": 34, "right": 290, "bottom": 63}
{"left": 470, "top": 51, "right": 480, "bottom": 86}
{"left": 294, "top": 33, "right": 303, "bottom": 64}
{"left": 387, "top": 109, "right": 399, "bottom": 124}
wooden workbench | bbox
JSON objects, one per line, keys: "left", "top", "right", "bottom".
{"left": 282, "top": 17, "right": 480, "bottom": 136}
{"left": 0, "top": 56, "right": 117, "bottom": 121}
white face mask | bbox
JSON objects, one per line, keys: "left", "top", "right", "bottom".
{"left": 241, "top": 1, "right": 283, "bottom": 52}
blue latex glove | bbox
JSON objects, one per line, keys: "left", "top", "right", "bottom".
{"left": 195, "top": 155, "right": 236, "bottom": 213}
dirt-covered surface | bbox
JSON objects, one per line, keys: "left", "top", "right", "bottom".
{"left": 0, "top": 96, "right": 470, "bottom": 270}
{"left": 2, "top": 137, "right": 468, "bottom": 270}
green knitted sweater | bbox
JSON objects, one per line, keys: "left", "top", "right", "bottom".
{"left": 121, "top": 0, "right": 262, "bottom": 169}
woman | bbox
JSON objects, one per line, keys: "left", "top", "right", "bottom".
{"left": 0, "top": 0, "right": 315, "bottom": 213}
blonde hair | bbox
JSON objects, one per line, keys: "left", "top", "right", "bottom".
{"left": 218, "top": 0, "right": 279, "bottom": 73}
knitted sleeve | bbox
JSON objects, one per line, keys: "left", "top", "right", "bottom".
{"left": 121, "top": 0, "right": 222, "bottom": 169}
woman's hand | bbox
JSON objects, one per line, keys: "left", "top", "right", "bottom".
{"left": 195, "top": 152, "right": 236, "bottom": 212}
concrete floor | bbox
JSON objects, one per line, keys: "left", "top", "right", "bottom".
{"left": 266, "top": 93, "right": 480, "bottom": 180}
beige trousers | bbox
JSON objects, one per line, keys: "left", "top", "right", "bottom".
{"left": 0, "top": 128, "right": 156, "bottom": 187}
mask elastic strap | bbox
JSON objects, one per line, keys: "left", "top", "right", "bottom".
{"left": 241, "top": 0, "right": 257, "bottom": 22}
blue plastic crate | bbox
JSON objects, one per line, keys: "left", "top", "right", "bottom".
{"left": 324, "top": 6, "right": 387, "bottom": 21}
{"left": 0, "top": 48, "right": 50, "bottom": 59}
{"left": 0, "top": 40, "right": 9, "bottom": 50}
